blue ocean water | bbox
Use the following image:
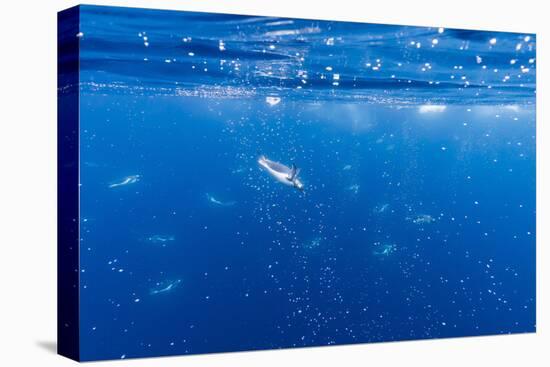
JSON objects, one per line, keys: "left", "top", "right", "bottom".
{"left": 74, "top": 5, "right": 535, "bottom": 361}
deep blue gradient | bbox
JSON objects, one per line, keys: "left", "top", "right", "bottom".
{"left": 75, "top": 5, "right": 535, "bottom": 361}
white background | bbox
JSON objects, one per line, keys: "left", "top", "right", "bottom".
{"left": 0, "top": 0, "right": 547, "bottom": 365}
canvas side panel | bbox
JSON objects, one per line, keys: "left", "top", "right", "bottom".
{"left": 57, "top": 5, "right": 81, "bottom": 362}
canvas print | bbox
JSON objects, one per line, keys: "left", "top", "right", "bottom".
{"left": 57, "top": 5, "right": 536, "bottom": 362}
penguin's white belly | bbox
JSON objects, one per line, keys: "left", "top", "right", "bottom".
{"left": 269, "top": 170, "right": 293, "bottom": 186}
{"left": 258, "top": 158, "right": 293, "bottom": 186}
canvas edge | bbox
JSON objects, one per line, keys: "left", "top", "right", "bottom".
{"left": 57, "top": 4, "right": 81, "bottom": 362}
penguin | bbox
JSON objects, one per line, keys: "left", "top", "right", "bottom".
{"left": 108, "top": 174, "right": 141, "bottom": 188}
{"left": 258, "top": 155, "right": 304, "bottom": 192}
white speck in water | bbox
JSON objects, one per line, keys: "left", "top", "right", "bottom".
{"left": 325, "top": 66, "right": 333, "bottom": 71}
{"left": 432, "top": 38, "right": 439, "bottom": 45}
{"left": 326, "top": 37, "right": 335, "bottom": 46}
{"left": 438, "top": 27, "right": 445, "bottom": 33}
{"left": 476, "top": 55, "right": 483, "bottom": 64}
{"left": 265, "top": 96, "right": 281, "bottom": 106}
{"left": 134, "top": 298, "right": 140, "bottom": 303}
{"left": 76, "top": 32, "right": 84, "bottom": 38}
{"left": 524, "top": 35, "right": 531, "bottom": 42}
{"left": 333, "top": 73, "right": 340, "bottom": 80}
{"left": 489, "top": 38, "right": 497, "bottom": 45}
{"left": 218, "top": 40, "right": 226, "bottom": 51}
{"left": 268, "top": 44, "right": 276, "bottom": 50}
{"left": 510, "top": 59, "right": 517, "bottom": 65}
{"left": 188, "top": 52, "right": 195, "bottom": 57}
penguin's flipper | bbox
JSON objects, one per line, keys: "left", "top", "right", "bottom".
{"left": 290, "top": 164, "right": 301, "bottom": 179}
{"left": 288, "top": 164, "right": 297, "bottom": 181}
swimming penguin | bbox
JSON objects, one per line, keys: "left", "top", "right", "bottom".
{"left": 108, "top": 174, "right": 141, "bottom": 188}
{"left": 258, "top": 155, "right": 304, "bottom": 192}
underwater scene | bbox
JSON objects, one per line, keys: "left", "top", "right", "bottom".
{"left": 74, "top": 5, "right": 535, "bottom": 361}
